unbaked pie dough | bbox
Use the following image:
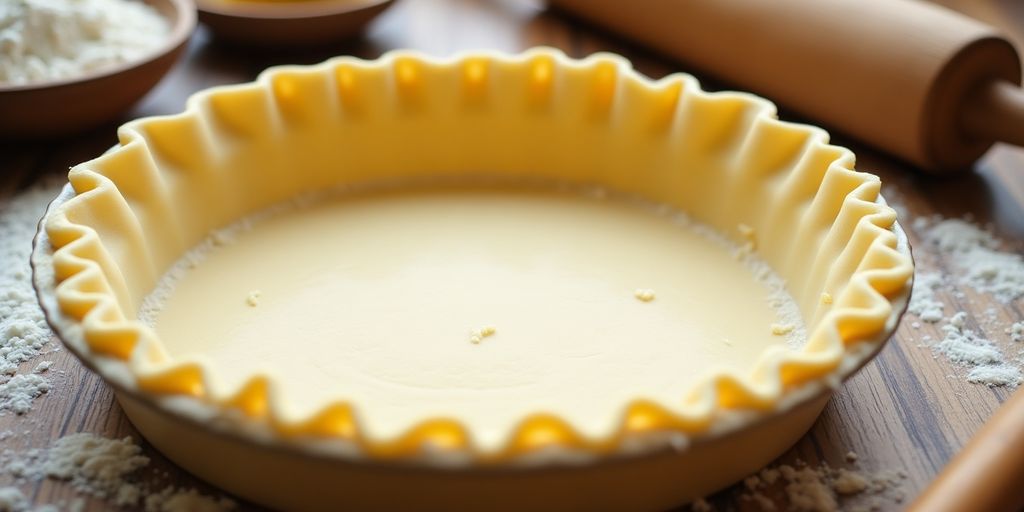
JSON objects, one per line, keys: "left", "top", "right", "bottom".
{"left": 142, "top": 184, "right": 804, "bottom": 449}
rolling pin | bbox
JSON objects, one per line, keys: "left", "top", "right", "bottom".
{"left": 548, "top": 0, "right": 1024, "bottom": 173}
{"left": 908, "top": 388, "right": 1024, "bottom": 512}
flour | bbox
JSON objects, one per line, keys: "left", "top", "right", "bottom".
{"left": 907, "top": 271, "right": 944, "bottom": 323}
{"left": 0, "top": 0, "right": 170, "bottom": 85}
{"left": 780, "top": 465, "right": 838, "bottom": 511}
{"left": 0, "top": 374, "right": 49, "bottom": 415}
{"left": 915, "top": 217, "right": 1024, "bottom": 303}
{"left": 0, "top": 182, "right": 63, "bottom": 414}
{"left": 145, "top": 487, "right": 236, "bottom": 512}
{"left": 905, "top": 214, "right": 1024, "bottom": 386}
{"left": 831, "top": 469, "right": 869, "bottom": 495}
{"left": 966, "top": 365, "right": 1022, "bottom": 387}
{"left": 933, "top": 312, "right": 1022, "bottom": 387}
{"left": 42, "top": 434, "right": 151, "bottom": 503}
{"left": 731, "top": 458, "right": 905, "bottom": 512}
{"left": 1008, "top": 322, "right": 1024, "bottom": 343}
{"left": 1, "top": 433, "right": 235, "bottom": 511}
{"left": 0, "top": 487, "right": 27, "bottom": 512}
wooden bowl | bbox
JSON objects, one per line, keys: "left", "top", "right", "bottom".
{"left": 0, "top": 0, "right": 196, "bottom": 139}
{"left": 195, "top": 0, "right": 393, "bottom": 46}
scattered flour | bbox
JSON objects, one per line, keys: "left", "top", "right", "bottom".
{"left": 1008, "top": 322, "right": 1024, "bottom": 343}
{"left": 144, "top": 487, "right": 236, "bottom": 512}
{"left": 42, "top": 434, "right": 151, "bottom": 504}
{"left": 907, "top": 271, "right": 945, "bottom": 323}
{"left": 915, "top": 217, "right": 1024, "bottom": 303}
{"left": 933, "top": 312, "right": 1021, "bottom": 387}
{"left": 0, "top": 374, "right": 49, "bottom": 415}
{"left": 729, "top": 458, "right": 906, "bottom": 512}
{"left": 906, "top": 215, "right": 1024, "bottom": 387}
{"left": 0, "top": 487, "right": 27, "bottom": 512}
{"left": 1, "top": 433, "right": 235, "bottom": 512}
{"left": 0, "top": 182, "right": 64, "bottom": 414}
{"left": 0, "top": 0, "right": 170, "bottom": 85}
{"left": 831, "top": 468, "right": 869, "bottom": 495}
{"left": 780, "top": 465, "right": 838, "bottom": 511}
{"left": 966, "top": 365, "right": 1023, "bottom": 387}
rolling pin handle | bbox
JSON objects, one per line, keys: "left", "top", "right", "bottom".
{"left": 908, "top": 389, "right": 1024, "bottom": 512}
{"left": 962, "top": 80, "right": 1024, "bottom": 148}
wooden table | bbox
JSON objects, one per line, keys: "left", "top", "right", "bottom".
{"left": 2, "top": 0, "right": 1023, "bottom": 510}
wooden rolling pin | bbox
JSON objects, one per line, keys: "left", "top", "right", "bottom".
{"left": 549, "top": 0, "right": 1024, "bottom": 173}
{"left": 908, "top": 389, "right": 1024, "bottom": 512}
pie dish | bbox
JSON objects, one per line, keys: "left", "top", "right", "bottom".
{"left": 31, "top": 49, "right": 914, "bottom": 511}
{"left": 195, "top": 0, "right": 393, "bottom": 46}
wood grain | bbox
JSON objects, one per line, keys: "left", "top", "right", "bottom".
{"left": 1, "top": 0, "right": 1022, "bottom": 510}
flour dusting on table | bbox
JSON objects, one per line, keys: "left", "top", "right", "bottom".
{"left": 934, "top": 313, "right": 1022, "bottom": 387}
{"left": 903, "top": 214, "right": 1024, "bottom": 387}
{"left": 693, "top": 456, "right": 907, "bottom": 511}
{"left": 907, "top": 270, "right": 944, "bottom": 323}
{"left": 0, "top": 182, "right": 63, "bottom": 415}
{"left": 914, "top": 217, "right": 1024, "bottom": 303}
{"left": 1, "top": 433, "right": 235, "bottom": 512}
{"left": 0, "top": 486, "right": 28, "bottom": 511}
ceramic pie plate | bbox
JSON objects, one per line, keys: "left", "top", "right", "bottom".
{"left": 31, "top": 49, "right": 913, "bottom": 511}
{"left": 195, "top": 0, "right": 393, "bottom": 46}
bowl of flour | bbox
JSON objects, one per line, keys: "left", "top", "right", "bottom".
{"left": 0, "top": 0, "right": 196, "bottom": 138}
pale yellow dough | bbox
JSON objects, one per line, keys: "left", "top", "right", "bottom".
{"left": 39, "top": 50, "right": 915, "bottom": 510}
{"left": 149, "top": 186, "right": 798, "bottom": 449}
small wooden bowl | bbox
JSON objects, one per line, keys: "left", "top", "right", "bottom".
{"left": 0, "top": 0, "right": 196, "bottom": 139}
{"left": 195, "top": 0, "right": 393, "bottom": 46}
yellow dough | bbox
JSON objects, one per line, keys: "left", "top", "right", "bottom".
{"left": 147, "top": 186, "right": 801, "bottom": 449}
{"left": 37, "top": 49, "right": 913, "bottom": 510}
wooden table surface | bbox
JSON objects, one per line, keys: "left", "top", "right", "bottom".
{"left": 2, "top": 0, "right": 1023, "bottom": 510}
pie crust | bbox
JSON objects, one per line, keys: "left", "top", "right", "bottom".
{"left": 33, "top": 48, "right": 914, "bottom": 511}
